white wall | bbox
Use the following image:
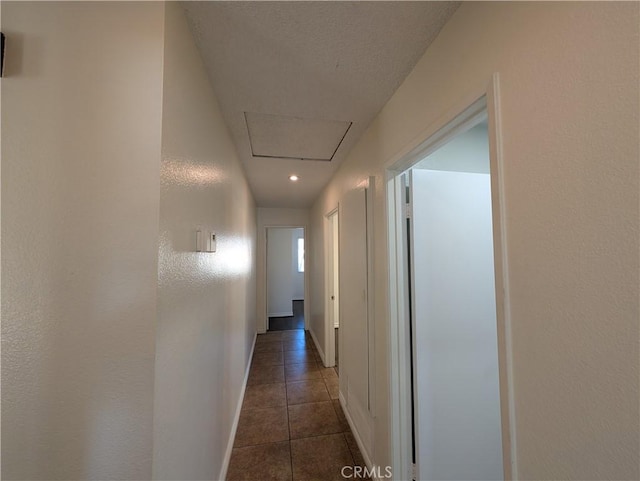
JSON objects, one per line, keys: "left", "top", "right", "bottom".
{"left": 256, "top": 208, "right": 308, "bottom": 332}
{"left": 411, "top": 169, "right": 502, "bottom": 480}
{"left": 267, "top": 228, "right": 295, "bottom": 317}
{"left": 310, "top": 2, "right": 639, "bottom": 478}
{"left": 1, "top": 2, "right": 165, "bottom": 479}
{"left": 152, "top": 4, "right": 256, "bottom": 480}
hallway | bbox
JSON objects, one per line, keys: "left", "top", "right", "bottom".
{"left": 227, "top": 330, "right": 368, "bottom": 480}
{"left": 2, "top": 2, "right": 638, "bottom": 480}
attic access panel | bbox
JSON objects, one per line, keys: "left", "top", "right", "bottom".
{"left": 245, "top": 112, "right": 352, "bottom": 161}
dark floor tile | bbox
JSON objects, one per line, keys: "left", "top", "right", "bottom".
{"left": 332, "top": 399, "right": 350, "bottom": 433}
{"left": 254, "top": 340, "right": 283, "bottom": 353}
{"left": 281, "top": 329, "right": 306, "bottom": 340}
{"left": 234, "top": 406, "right": 289, "bottom": 447}
{"left": 285, "top": 362, "right": 322, "bottom": 382}
{"left": 288, "top": 401, "right": 343, "bottom": 439}
{"left": 243, "top": 383, "right": 286, "bottom": 409}
{"left": 283, "top": 338, "right": 312, "bottom": 352}
{"left": 269, "top": 317, "right": 304, "bottom": 331}
{"left": 287, "top": 379, "right": 330, "bottom": 405}
{"left": 324, "top": 378, "right": 340, "bottom": 400}
{"left": 252, "top": 350, "right": 284, "bottom": 366}
{"left": 227, "top": 441, "right": 292, "bottom": 481}
{"left": 319, "top": 367, "right": 338, "bottom": 380}
{"left": 284, "top": 349, "right": 317, "bottom": 365}
{"left": 257, "top": 332, "right": 284, "bottom": 343}
{"left": 344, "top": 432, "right": 368, "bottom": 472}
{"left": 291, "top": 434, "right": 355, "bottom": 481}
{"left": 248, "top": 364, "right": 285, "bottom": 385}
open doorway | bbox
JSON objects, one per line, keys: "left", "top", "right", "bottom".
{"left": 408, "top": 120, "right": 503, "bottom": 480}
{"left": 387, "top": 91, "right": 514, "bottom": 481}
{"left": 324, "top": 209, "right": 340, "bottom": 369}
{"left": 266, "top": 227, "right": 305, "bottom": 331}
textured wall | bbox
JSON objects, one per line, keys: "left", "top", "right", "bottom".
{"left": 152, "top": 3, "right": 257, "bottom": 480}
{"left": 310, "top": 2, "right": 639, "bottom": 478}
{"left": 1, "top": 2, "right": 165, "bottom": 479}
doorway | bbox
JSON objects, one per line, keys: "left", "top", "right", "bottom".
{"left": 409, "top": 120, "right": 503, "bottom": 480}
{"left": 387, "top": 91, "right": 514, "bottom": 481}
{"left": 325, "top": 209, "right": 340, "bottom": 369}
{"left": 266, "top": 227, "right": 305, "bottom": 331}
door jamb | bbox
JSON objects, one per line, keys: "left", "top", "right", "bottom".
{"left": 385, "top": 74, "right": 516, "bottom": 481}
{"left": 324, "top": 207, "right": 339, "bottom": 367}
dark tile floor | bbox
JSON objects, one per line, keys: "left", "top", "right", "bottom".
{"left": 268, "top": 300, "right": 305, "bottom": 331}
{"left": 227, "top": 329, "right": 369, "bottom": 481}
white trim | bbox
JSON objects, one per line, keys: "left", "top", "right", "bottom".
{"left": 487, "top": 73, "right": 517, "bottom": 480}
{"left": 339, "top": 392, "right": 374, "bottom": 471}
{"left": 386, "top": 173, "right": 413, "bottom": 481}
{"left": 383, "top": 83, "right": 491, "bottom": 173}
{"left": 385, "top": 75, "right": 515, "bottom": 481}
{"left": 309, "top": 327, "right": 326, "bottom": 366}
{"left": 267, "top": 311, "right": 293, "bottom": 318}
{"left": 218, "top": 332, "right": 257, "bottom": 481}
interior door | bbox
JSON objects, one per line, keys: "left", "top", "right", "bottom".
{"left": 339, "top": 185, "right": 371, "bottom": 449}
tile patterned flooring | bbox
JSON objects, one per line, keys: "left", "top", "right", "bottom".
{"left": 227, "top": 329, "right": 369, "bottom": 481}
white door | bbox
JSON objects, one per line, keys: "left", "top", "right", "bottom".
{"left": 408, "top": 168, "right": 504, "bottom": 480}
{"left": 339, "top": 186, "right": 372, "bottom": 451}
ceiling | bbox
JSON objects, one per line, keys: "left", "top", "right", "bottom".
{"left": 183, "top": 1, "right": 460, "bottom": 207}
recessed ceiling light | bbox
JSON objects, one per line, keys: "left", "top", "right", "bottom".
{"left": 289, "top": 175, "right": 299, "bottom": 182}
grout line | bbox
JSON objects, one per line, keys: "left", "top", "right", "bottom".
{"left": 342, "top": 432, "right": 358, "bottom": 467}
{"left": 236, "top": 427, "right": 349, "bottom": 450}
{"left": 285, "top": 362, "right": 294, "bottom": 481}
{"left": 233, "top": 438, "right": 291, "bottom": 450}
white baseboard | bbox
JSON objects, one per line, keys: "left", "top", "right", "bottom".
{"left": 339, "top": 392, "right": 374, "bottom": 472}
{"left": 218, "top": 331, "right": 257, "bottom": 481}
{"left": 268, "top": 311, "right": 293, "bottom": 318}
{"left": 309, "top": 327, "right": 326, "bottom": 366}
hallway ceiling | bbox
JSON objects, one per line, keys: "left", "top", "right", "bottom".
{"left": 183, "top": 1, "right": 460, "bottom": 207}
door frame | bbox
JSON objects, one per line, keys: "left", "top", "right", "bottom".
{"left": 263, "top": 225, "right": 308, "bottom": 333}
{"left": 385, "top": 74, "right": 516, "bottom": 480}
{"left": 323, "top": 207, "right": 339, "bottom": 367}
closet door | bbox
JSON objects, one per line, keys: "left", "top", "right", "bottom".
{"left": 339, "top": 185, "right": 371, "bottom": 446}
